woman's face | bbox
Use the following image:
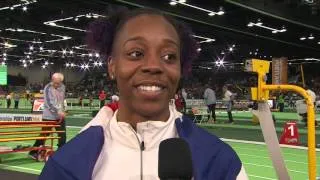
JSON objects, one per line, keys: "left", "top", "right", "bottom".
{"left": 109, "top": 14, "right": 181, "bottom": 118}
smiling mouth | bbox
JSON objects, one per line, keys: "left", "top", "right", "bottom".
{"left": 137, "top": 85, "right": 164, "bottom": 92}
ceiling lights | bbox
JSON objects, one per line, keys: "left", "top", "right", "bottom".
{"left": 44, "top": 13, "right": 106, "bottom": 32}
{"left": 247, "top": 20, "right": 286, "bottom": 34}
{"left": 169, "top": 0, "right": 225, "bottom": 17}
{"left": 0, "top": 0, "right": 37, "bottom": 12}
{"left": 192, "top": 35, "right": 215, "bottom": 43}
{"left": 3, "top": 28, "right": 71, "bottom": 43}
{"left": 300, "top": 34, "right": 316, "bottom": 41}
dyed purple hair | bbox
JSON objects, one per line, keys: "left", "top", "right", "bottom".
{"left": 86, "top": 8, "right": 199, "bottom": 76}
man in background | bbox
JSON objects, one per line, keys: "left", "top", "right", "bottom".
{"left": 278, "top": 93, "right": 285, "bottom": 112}
{"left": 304, "top": 85, "right": 318, "bottom": 127}
{"left": 203, "top": 84, "right": 216, "bottom": 123}
{"left": 99, "top": 90, "right": 107, "bottom": 108}
{"left": 13, "top": 92, "right": 20, "bottom": 109}
{"left": 29, "top": 73, "right": 66, "bottom": 159}
{"left": 223, "top": 85, "right": 234, "bottom": 124}
{"left": 6, "top": 92, "right": 11, "bottom": 108}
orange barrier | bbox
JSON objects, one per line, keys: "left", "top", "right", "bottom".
{"left": 0, "top": 120, "right": 64, "bottom": 162}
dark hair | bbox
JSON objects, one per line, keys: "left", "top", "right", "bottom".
{"left": 86, "top": 8, "right": 199, "bottom": 76}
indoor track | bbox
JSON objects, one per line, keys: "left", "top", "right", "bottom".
{"left": 0, "top": 109, "right": 319, "bottom": 180}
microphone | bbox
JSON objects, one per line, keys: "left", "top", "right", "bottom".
{"left": 158, "top": 138, "right": 193, "bottom": 180}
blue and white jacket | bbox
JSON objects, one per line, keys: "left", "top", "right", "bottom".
{"left": 39, "top": 106, "right": 247, "bottom": 180}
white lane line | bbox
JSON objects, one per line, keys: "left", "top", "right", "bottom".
{"left": 229, "top": 144, "right": 310, "bottom": 158}
{"left": 244, "top": 162, "right": 308, "bottom": 175}
{"left": 222, "top": 138, "right": 320, "bottom": 151}
{"left": 248, "top": 174, "right": 276, "bottom": 180}
{"left": 0, "top": 164, "right": 41, "bottom": 173}
{"left": 238, "top": 153, "right": 308, "bottom": 165}
{"left": 66, "top": 126, "right": 82, "bottom": 129}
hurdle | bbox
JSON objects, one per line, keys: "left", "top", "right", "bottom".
{"left": 0, "top": 114, "right": 64, "bottom": 162}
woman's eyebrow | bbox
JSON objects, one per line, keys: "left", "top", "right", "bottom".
{"left": 123, "top": 36, "right": 179, "bottom": 48}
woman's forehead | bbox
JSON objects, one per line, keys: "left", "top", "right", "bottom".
{"left": 116, "top": 14, "right": 180, "bottom": 44}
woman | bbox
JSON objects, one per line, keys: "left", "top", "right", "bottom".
{"left": 40, "top": 8, "right": 247, "bottom": 180}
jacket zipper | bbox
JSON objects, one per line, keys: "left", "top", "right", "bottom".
{"left": 129, "top": 126, "right": 145, "bottom": 180}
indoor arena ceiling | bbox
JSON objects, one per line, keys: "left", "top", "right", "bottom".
{"left": 0, "top": 0, "right": 320, "bottom": 70}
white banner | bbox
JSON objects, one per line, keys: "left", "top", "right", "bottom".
{"left": 0, "top": 114, "right": 42, "bottom": 122}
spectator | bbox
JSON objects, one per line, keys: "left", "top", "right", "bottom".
{"left": 278, "top": 93, "right": 285, "bottom": 112}
{"left": 13, "top": 92, "right": 20, "bottom": 109}
{"left": 304, "top": 85, "right": 318, "bottom": 127}
{"left": 181, "top": 88, "right": 187, "bottom": 112}
{"left": 203, "top": 84, "right": 216, "bottom": 123}
{"left": 223, "top": 85, "right": 234, "bottom": 124}
{"left": 89, "top": 95, "right": 93, "bottom": 109}
{"left": 174, "top": 90, "right": 184, "bottom": 112}
{"left": 29, "top": 72, "right": 67, "bottom": 159}
{"left": 99, "top": 90, "right": 107, "bottom": 108}
{"left": 6, "top": 93, "right": 11, "bottom": 108}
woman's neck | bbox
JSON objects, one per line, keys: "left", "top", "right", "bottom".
{"left": 116, "top": 106, "right": 170, "bottom": 130}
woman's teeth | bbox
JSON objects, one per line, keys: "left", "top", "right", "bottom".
{"left": 138, "top": 85, "right": 162, "bottom": 92}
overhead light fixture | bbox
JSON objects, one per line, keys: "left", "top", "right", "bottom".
{"left": 86, "top": 13, "right": 92, "bottom": 18}
{"left": 169, "top": 1, "right": 177, "bottom": 6}
{"left": 44, "top": 61, "right": 49, "bottom": 65}
{"left": 22, "top": 6, "right": 27, "bottom": 12}
{"left": 48, "top": 22, "right": 56, "bottom": 26}
{"left": 23, "top": 63, "right": 27, "bottom": 68}
{"left": 70, "top": 50, "right": 74, "bottom": 54}
{"left": 26, "top": 55, "right": 30, "bottom": 59}
{"left": 248, "top": 20, "right": 286, "bottom": 34}
{"left": 279, "top": 27, "right": 287, "bottom": 32}
{"left": 3, "top": 53, "right": 7, "bottom": 57}
{"left": 66, "top": 63, "right": 70, "bottom": 67}
{"left": 42, "top": 65, "right": 46, "bottom": 69}
{"left": 229, "top": 47, "right": 233, "bottom": 52}
{"left": 318, "top": 42, "right": 320, "bottom": 44}
{"left": 93, "top": 61, "right": 98, "bottom": 66}
{"left": 62, "top": 49, "right": 67, "bottom": 54}
{"left": 70, "top": 63, "right": 75, "bottom": 67}
{"left": 308, "top": 34, "right": 314, "bottom": 40}
{"left": 249, "top": 52, "right": 252, "bottom": 55}
{"left": 29, "top": 60, "right": 33, "bottom": 64}
{"left": 208, "top": 12, "right": 215, "bottom": 16}
{"left": 29, "top": 45, "right": 34, "bottom": 51}
{"left": 300, "top": 37, "right": 306, "bottom": 40}
{"left": 1, "top": 62, "right": 5, "bottom": 66}
{"left": 43, "top": 13, "right": 105, "bottom": 32}
{"left": 221, "top": 51, "right": 225, "bottom": 55}
{"left": 95, "top": 53, "right": 99, "bottom": 57}
{"left": 216, "top": 7, "right": 225, "bottom": 15}
{"left": 170, "top": 0, "right": 225, "bottom": 16}
{"left": 256, "top": 19, "right": 263, "bottom": 26}
{"left": 3, "top": 57, "right": 7, "bottom": 61}
{"left": 197, "top": 48, "right": 201, "bottom": 52}
{"left": 98, "top": 62, "right": 103, "bottom": 66}
{"left": 89, "top": 53, "right": 93, "bottom": 57}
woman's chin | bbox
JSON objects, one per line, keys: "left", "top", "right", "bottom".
{"left": 134, "top": 103, "right": 169, "bottom": 120}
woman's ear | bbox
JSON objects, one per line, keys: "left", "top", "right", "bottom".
{"left": 108, "top": 56, "right": 116, "bottom": 80}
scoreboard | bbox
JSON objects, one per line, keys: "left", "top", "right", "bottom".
{"left": 0, "top": 65, "right": 7, "bottom": 85}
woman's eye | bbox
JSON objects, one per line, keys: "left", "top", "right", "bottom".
{"left": 162, "top": 54, "right": 177, "bottom": 62}
{"left": 127, "top": 51, "right": 144, "bottom": 59}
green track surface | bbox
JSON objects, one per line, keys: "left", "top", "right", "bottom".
{"left": 1, "top": 110, "right": 320, "bottom": 179}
